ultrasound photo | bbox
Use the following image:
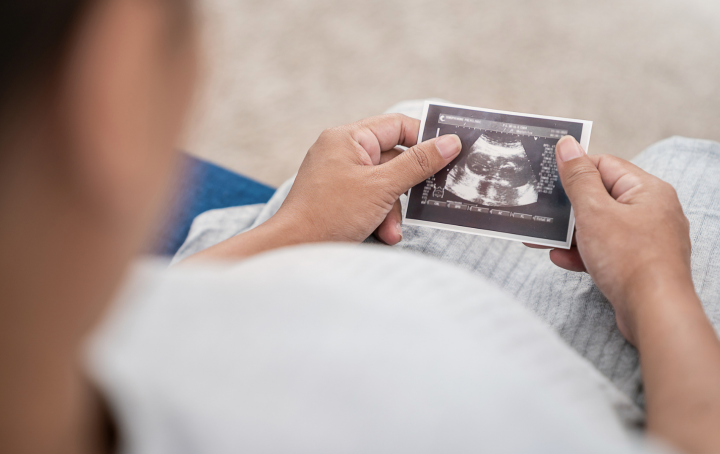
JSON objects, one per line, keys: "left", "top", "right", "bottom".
{"left": 446, "top": 133, "right": 539, "bottom": 207}
{"left": 403, "top": 102, "right": 593, "bottom": 249}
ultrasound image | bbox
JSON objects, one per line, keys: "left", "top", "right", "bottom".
{"left": 445, "top": 133, "right": 538, "bottom": 207}
{"left": 405, "top": 103, "right": 588, "bottom": 246}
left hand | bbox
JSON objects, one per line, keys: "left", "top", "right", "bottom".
{"left": 272, "top": 114, "right": 462, "bottom": 245}
{"left": 184, "top": 114, "right": 462, "bottom": 262}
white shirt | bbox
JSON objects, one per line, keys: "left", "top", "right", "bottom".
{"left": 88, "top": 244, "right": 656, "bottom": 454}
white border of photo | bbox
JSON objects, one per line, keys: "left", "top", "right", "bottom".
{"left": 403, "top": 101, "right": 593, "bottom": 249}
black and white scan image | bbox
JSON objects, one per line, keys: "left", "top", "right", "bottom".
{"left": 404, "top": 102, "right": 593, "bottom": 248}
{"left": 446, "top": 133, "right": 539, "bottom": 207}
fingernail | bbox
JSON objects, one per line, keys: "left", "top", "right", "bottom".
{"left": 396, "top": 222, "right": 403, "bottom": 240}
{"left": 436, "top": 134, "right": 462, "bottom": 159}
{"left": 557, "top": 136, "right": 584, "bottom": 162}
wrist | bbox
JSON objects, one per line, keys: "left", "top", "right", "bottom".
{"left": 622, "top": 267, "right": 701, "bottom": 346}
{"left": 182, "top": 213, "right": 323, "bottom": 263}
{"left": 258, "top": 213, "right": 323, "bottom": 249}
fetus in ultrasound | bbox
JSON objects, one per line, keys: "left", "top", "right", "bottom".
{"left": 445, "top": 133, "right": 538, "bottom": 207}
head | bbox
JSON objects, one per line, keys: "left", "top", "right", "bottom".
{"left": 0, "top": 0, "right": 198, "bottom": 452}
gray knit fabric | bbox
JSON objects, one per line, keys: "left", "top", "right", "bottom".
{"left": 391, "top": 135, "right": 720, "bottom": 407}
{"left": 174, "top": 100, "right": 720, "bottom": 406}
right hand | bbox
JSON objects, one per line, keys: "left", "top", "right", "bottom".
{"left": 544, "top": 136, "right": 692, "bottom": 344}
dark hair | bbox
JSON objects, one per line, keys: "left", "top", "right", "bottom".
{"left": 0, "top": 0, "right": 193, "bottom": 124}
{"left": 0, "top": 0, "right": 95, "bottom": 116}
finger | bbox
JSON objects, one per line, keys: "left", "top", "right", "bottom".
{"left": 588, "top": 154, "right": 650, "bottom": 203}
{"left": 549, "top": 247, "right": 587, "bottom": 272}
{"left": 378, "top": 134, "right": 462, "bottom": 198}
{"left": 523, "top": 242, "right": 553, "bottom": 249}
{"left": 347, "top": 114, "right": 421, "bottom": 165}
{"left": 524, "top": 230, "right": 577, "bottom": 249}
{"left": 379, "top": 148, "right": 403, "bottom": 165}
{"left": 355, "top": 114, "right": 421, "bottom": 149}
{"left": 374, "top": 199, "right": 403, "bottom": 245}
{"left": 556, "top": 136, "right": 614, "bottom": 214}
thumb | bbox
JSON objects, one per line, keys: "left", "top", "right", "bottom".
{"left": 556, "top": 136, "right": 612, "bottom": 213}
{"left": 379, "top": 134, "right": 462, "bottom": 197}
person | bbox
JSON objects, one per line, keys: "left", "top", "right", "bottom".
{"left": 2, "top": 1, "right": 720, "bottom": 454}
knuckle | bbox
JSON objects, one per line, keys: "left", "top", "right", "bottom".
{"left": 389, "top": 112, "right": 412, "bottom": 126}
{"left": 358, "top": 114, "right": 384, "bottom": 125}
{"left": 651, "top": 179, "right": 678, "bottom": 199}
{"left": 409, "top": 145, "right": 433, "bottom": 176}
{"left": 317, "top": 127, "right": 338, "bottom": 143}
{"left": 662, "top": 181, "right": 678, "bottom": 196}
{"left": 370, "top": 113, "right": 404, "bottom": 124}
{"left": 315, "top": 126, "right": 352, "bottom": 152}
{"left": 605, "top": 154, "right": 627, "bottom": 165}
{"left": 379, "top": 112, "right": 402, "bottom": 123}
{"left": 598, "top": 154, "right": 626, "bottom": 168}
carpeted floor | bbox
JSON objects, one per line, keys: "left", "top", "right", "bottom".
{"left": 182, "top": 0, "right": 720, "bottom": 187}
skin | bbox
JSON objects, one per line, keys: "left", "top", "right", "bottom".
{"left": 187, "top": 116, "right": 462, "bottom": 260}
{"left": 527, "top": 136, "right": 720, "bottom": 453}
{"left": 0, "top": 1, "right": 718, "bottom": 454}
{"left": 0, "top": 0, "right": 198, "bottom": 452}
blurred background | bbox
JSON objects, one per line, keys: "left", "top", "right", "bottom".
{"left": 182, "top": 0, "right": 720, "bottom": 187}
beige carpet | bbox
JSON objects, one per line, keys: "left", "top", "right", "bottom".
{"left": 182, "top": 0, "right": 720, "bottom": 187}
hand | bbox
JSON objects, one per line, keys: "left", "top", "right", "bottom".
{"left": 271, "top": 114, "right": 461, "bottom": 245}
{"left": 539, "top": 136, "right": 693, "bottom": 344}
{"left": 185, "top": 114, "right": 462, "bottom": 262}
{"left": 547, "top": 139, "right": 720, "bottom": 454}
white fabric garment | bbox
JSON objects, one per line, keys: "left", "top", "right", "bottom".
{"left": 87, "top": 244, "right": 664, "bottom": 454}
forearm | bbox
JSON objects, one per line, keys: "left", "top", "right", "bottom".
{"left": 182, "top": 215, "right": 319, "bottom": 262}
{"left": 631, "top": 279, "right": 720, "bottom": 453}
